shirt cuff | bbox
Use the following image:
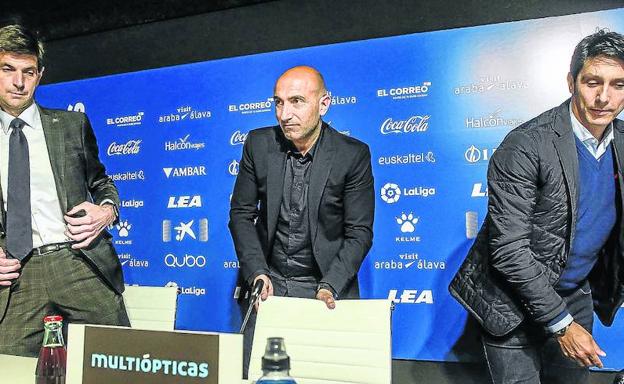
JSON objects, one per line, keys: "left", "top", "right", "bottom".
{"left": 545, "top": 311, "right": 573, "bottom": 334}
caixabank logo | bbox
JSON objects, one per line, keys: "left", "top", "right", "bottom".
{"left": 158, "top": 105, "right": 212, "bottom": 123}
{"left": 162, "top": 219, "right": 208, "bottom": 242}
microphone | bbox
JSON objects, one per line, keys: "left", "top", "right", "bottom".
{"left": 239, "top": 279, "right": 265, "bottom": 333}
{"left": 614, "top": 371, "right": 624, "bottom": 384}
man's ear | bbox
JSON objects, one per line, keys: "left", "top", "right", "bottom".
{"left": 567, "top": 72, "right": 575, "bottom": 95}
{"left": 319, "top": 93, "right": 331, "bottom": 116}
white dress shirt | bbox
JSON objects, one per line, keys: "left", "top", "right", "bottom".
{"left": 0, "top": 103, "right": 70, "bottom": 247}
{"left": 570, "top": 103, "right": 614, "bottom": 160}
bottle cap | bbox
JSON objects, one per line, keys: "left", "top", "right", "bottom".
{"left": 261, "top": 337, "right": 290, "bottom": 371}
{"left": 43, "top": 315, "right": 63, "bottom": 323}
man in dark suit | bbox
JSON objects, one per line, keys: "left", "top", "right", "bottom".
{"left": 229, "top": 66, "right": 374, "bottom": 374}
{"left": 0, "top": 24, "right": 129, "bottom": 356}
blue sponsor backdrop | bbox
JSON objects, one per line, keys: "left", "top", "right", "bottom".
{"left": 36, "top": 8, "right": 624, "bottom": 367}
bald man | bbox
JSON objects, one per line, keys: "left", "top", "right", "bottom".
{"left": 229, "top": 66, "right": 375, "bottom": 375}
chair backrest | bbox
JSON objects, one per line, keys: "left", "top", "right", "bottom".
{"left": 122, "top": 285, "right": 178, "bottom": 331}
{"left": 249, "top": 297, "right": 392, "bottom": 384}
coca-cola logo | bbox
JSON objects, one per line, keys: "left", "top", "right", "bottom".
{"left": 230, "top": 130, "right": 248, "bottom": 145}
{"left": 380, "top": 115, "right": 430, "bottom": 135}
{"left": 107, "top": 139, "right": 142, "bottom": 156}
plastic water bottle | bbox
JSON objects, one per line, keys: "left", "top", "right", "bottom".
{"left": 256, "top": 337, "right": 297, "bottom": 384}
{"left": 35, "top": 315, "right": 66, "bottom": 384}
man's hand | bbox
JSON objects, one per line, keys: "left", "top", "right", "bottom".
{"left": 316, "top": 288, "right": 336, "bottom": 309}
{"left": 0, "top": 248, "right": 20, "bottom": 286}
{"left": 557, "top": 321, "right": 606, "bottom": 367}
{"left": 253, "top": 274, "right": 273, "bottom": 311}
{"left": 64, "top": 202, "right": 117, "bottom": 249}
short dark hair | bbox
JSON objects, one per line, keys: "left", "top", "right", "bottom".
{"left": 570, "top": 29, "right": 624, "bottom": 82}
{"left": 0, "top": 24, "right": 44, "bottom": 70}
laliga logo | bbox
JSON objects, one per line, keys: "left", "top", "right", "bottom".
{"left": 107, "top": 139, "right": 142, "bottom": 156}
{"left": 380, "top": 115, "right": 430, "bottom": 135}
{"left": 230, "top": 130, "right": 248, "bottom": 145}
{"left": 381, "top": 183, "right": 401, "bottom": 204}
{"left": 229, "top": 160, "right": 240, "bottom": 176}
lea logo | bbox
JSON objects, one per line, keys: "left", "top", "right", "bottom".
{"left": 167, "top": 195, "right": 202, "bottom": 208}
{"left": 387, "top": 289, "right": 433, "bottom": 304}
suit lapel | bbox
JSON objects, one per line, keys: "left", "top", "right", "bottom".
{"left": 39, "top": 107, "right": 68, "bottom": 213}
{"left": 308, "top": 124, "right": 334, "bottom": 244}
{"left": 266, "top": 128, "right": 286, "bottom": 246}
{"left": 552, "top": 100, "right": 579, "bottom": 240}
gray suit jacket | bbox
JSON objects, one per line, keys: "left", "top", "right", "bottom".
{"left": 0, "top": 106, "right": 124, "bottom": 317}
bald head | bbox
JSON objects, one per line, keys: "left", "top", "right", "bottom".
{"left": 272, "top": 65, "right": 331, "bottom": 153}
{"left": 274, "top": 66, "right": 327, "bottom": 97}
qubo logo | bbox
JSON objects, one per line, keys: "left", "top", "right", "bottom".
{"left": 388, "top": 289, "right": 433, "bottom": 304}
{"left": 167, "top": 195, "right": 202, "bottom": 208}
{"left": 67, "top": 102, "right": 85, "bottom": 113}
{"left": 381, "top": 183, "right": 401, "bottom": 203}
{"left": 162, "top": 219, "right": 208, "bottom": 242}
{"left": 471, "top": 183, "right": 488, "bottom": 197}
{"left": 164, "top": 253, "right": 206, "bottom": 268}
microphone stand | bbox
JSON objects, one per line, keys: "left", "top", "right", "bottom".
{"left": 239, "top": 279, "right": 264, "bottom": 334}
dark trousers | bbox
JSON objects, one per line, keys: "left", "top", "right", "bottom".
{"left": 482, "top": 281, "right": 594, "bottom": 384}
{"left": 241, "top": 273, "right": 318, "bottom": 379}
{"left": 0, "top": 248, "right": 130, "bottom": 356}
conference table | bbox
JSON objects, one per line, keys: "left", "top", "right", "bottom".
{"left": 0, "top": 354, "right": 252, "bottom": 384}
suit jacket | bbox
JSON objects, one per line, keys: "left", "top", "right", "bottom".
{"left": 449, "top": 100, "right": 624, "bottom": 336}
{"left": 0, "top": 106, "right": 124, "bottom": 299}
{"left": 229, "top": 122, "right": 375, "bottom": 298}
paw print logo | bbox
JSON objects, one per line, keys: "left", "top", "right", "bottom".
{"left": 116, "top": 220, "right": 132, "bottom": 237}
{"left": 396, "top": 213, "right": 418, "bottom": 233}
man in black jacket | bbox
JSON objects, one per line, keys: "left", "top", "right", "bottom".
{"left": 229, "top": 66, "right": 375, "bottom": 375}
{"left": 449, "top": 30, "right": 624, "bottom": 383}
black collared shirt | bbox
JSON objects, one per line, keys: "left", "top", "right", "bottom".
{"left": 269, "top": 129, "right": 323, "bottom": 280}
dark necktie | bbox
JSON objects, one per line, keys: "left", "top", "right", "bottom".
{"left": 6, "top": 118, "right": 33, "bottom": 260}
